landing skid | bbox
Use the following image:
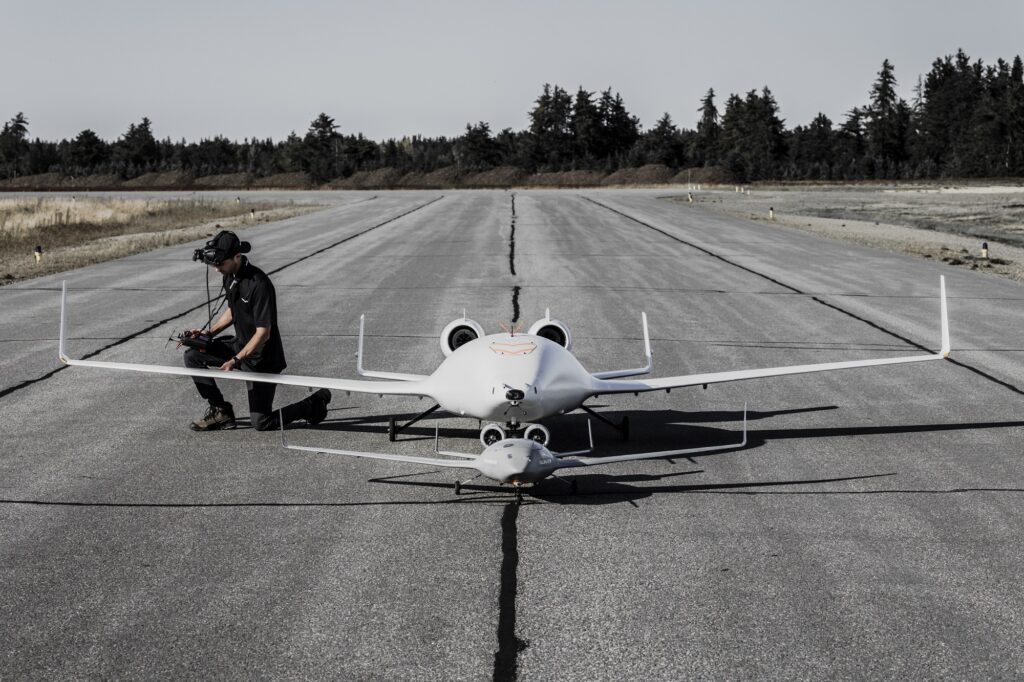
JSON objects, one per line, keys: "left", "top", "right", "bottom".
{"left": 388, "top": 404, "right": 441, "bottom": 441}
{"left": 548, "top": 471, "right": 578, "bottom": 494}
{"left": 579, "top": 405, "right": 630, "bottom": 440}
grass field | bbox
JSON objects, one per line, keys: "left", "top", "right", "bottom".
{"left": 0, "top": 197, "right": 322, "bottom": 284}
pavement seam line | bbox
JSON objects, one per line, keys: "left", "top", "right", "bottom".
{"left": 582, "top": 195, "right": 1024, "bottom": 397}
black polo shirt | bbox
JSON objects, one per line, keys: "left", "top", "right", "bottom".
{"left": 223, "top": 257, "right": 287, "bottom": 373}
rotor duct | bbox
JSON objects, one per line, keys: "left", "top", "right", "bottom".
{"left": 440, "top": 318, "right": 485, "bottom": 356}
{"left": 528, "top": 318, "right": 573, "bottom": 350}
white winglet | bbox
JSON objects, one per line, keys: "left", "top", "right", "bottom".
{"left": 590, "top": 311, "right": 654, "bottom": 380}
{"left": 642, "top": 311, "right": 652, "bottom": 363}
{"left": 355, "top": 314, "right": 427, "bottom": 382}
{"left": 59, "top": 281, "right": 70, "bottom": 365}
{"left": 940, "top": 275, "right": 950, "bottom": 357}
{"left": 740, "top": 402, "right": 748, "bottom": 447}
{"left": 356, "top": 314, "right": 365, "bottom": 368}
{"left": 553, "top": 419, "right": 595, "bottom": 459}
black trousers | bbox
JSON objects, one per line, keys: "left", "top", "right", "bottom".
{"left": 183, "top": 338, "right": 315, "bottom": 431}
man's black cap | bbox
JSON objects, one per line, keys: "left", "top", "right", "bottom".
{"left": 210, "top": 230, "right": 251, "bottom": 259}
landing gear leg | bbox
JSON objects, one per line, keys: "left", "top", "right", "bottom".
{"left": 549, "top": 471, "right": 578, "bottom": 495}
{"left": 454, "top": 473, "right": 481, "bottom": 495}
{"left": 580, "top": 405, "right": 630, "bottom": 440}
{"left": 388, "top": 404, "right": 441, "bottom": 442}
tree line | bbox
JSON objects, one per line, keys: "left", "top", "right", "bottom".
{"left": 2, "top": 49, "right": 1023, "bottom": 184}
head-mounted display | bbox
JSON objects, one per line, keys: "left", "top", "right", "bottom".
{"left": 192, "top": 230, "right": 251, "bottom": 265}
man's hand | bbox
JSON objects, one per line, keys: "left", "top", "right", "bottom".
{"left": 176, "top": 327, "right": 201, "bottom": 348}
{"left": 176, "top": 328, "right": 207, "bottom": 349}
{"left": 218, "top": 357, "right": 238, "bottom": 371}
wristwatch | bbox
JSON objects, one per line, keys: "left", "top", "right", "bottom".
{"left": 232, "top": 356, "right": 241, "bottom": 365}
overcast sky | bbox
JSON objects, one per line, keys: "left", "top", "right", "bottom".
{"left": 4, "top": 0, "right": 1023, "bottom": 143}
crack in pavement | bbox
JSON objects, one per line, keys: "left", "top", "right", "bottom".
{"left": 509, "top": 192, "right": 517, "bottom": 276}
{"left": 493, "top": 501, "right": 529, "bottom": 681}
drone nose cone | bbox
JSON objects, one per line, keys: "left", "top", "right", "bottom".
{"left": 477, "top": 439, "right": 533, "bottom": 482}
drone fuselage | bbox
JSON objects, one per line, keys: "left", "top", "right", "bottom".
{"left": 423, "top": 333, "right": 595, "bottom": 424}
{"left": 475, "top": 438, "right": 561, "bottom": 484}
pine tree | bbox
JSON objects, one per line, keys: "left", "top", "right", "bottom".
{"left": 0, "top": 112, "right": 30, "bottom": 178}
{"left": 597, "top": 89, "right": 640, "bottom": 166}
{"left": 1009, "top": 56, "right": 1024, "bottom": 173}
{"left": 527, "top": 84, "right": 574, "bottom": 170}
{"left": 789, "top": 113, "right": 834, "bottom": 179}
{"left": 112, "top": 117, "right": 158, "bottom": 177}
{"left": 692, "top": 88, "right": 720, "bottom": 166}
{"left": 453, "top": 122, "right": 500, "bottom": 171}
{"left": 303, "top": 113, "right": 340, "bottom": 181}
{"left": 570, "top": 87, "right": 601, "bottom": 166}
{"left": 636, "top": 113, "right": 684, "bottom": 167}
{"left": 866, "top": 59, "right": 909, "bottom": 176}
{"left": 68, "top": 129, "right": 109, "bottom": 172}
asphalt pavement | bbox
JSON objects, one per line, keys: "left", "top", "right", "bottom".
{"left": 1, "top": 189, "right": 1023, "bottom": 679}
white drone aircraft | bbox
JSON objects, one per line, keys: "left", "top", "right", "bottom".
{"left": 59, "top": 277, "right": 950, "bottom": 447}
{"left": 279, "top": 409, "right": 749, "bottom": 498}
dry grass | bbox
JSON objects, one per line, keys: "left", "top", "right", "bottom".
{"left": 0, "top": 197, "right": 322, "bottom": 284}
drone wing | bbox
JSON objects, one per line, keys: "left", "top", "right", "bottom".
{"left": 591, "top": 277, "right": 950, "bottom": 397}
{"left": 59, "top": 282, "right": 433, "bottom": 399}
{"left": 283, "top": 443, "right": 480, "bottom": 468}
{"left": 279, "top": 420, "right": 479, "bottom": 469}
{"left": 558, "top": 408, "right": 747, "bottom": 468}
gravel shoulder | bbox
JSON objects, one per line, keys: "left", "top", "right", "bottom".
{"left": 674, "top": 184, "right": 1024, "bottom": 283}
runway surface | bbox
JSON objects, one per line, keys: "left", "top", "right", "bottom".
{"left": 2, "top": 189, "right": 1023, "bottom": 679}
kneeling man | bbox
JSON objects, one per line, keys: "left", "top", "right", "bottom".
{"left": 183, "top": 231, "right": 330, "bottom": 431}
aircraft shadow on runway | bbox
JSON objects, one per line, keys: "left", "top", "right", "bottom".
{"left": 324, "top": 405, "right": 1024, "bottom": 505}
{"left": 305, "top": 403, "right": 1023, "bottom": 456}
{"left": 306, "top": 404, "right": 838, "bottom": 446}
{"left": 9, "top": 409, "right": 1021, "bottom": 510}
{"left": 367, "top": 470, "right": 905, "bottom": 507}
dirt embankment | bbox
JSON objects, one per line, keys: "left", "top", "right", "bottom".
{"left": 675, "top": 184, "right": 1024, "bottom": 283}
{"left": 0, "top": 165, "right": 739, "bottom": 191}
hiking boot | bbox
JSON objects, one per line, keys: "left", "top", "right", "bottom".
{"left": 306, "top": 389, "right": 332, "bottom": 425}
{"left": 190, "top": 403, "right": 236, "bottom": 431}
